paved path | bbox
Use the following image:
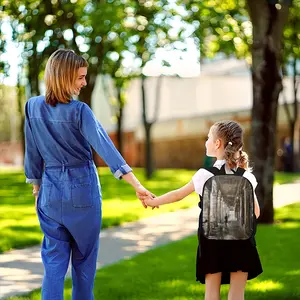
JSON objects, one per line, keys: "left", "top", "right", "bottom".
{"left": 1, "top": 183, "right": 299, "bottom": 299}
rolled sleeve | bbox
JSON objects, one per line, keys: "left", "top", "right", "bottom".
{"left": 113, "top": 164, "right": 132, "bottom": 179}
{"left": 24, "top": 101, "right": 44, "bottom": 185}
{"left": 79, "top": 103, "right": 132, "bottom": 179}
{"left": 26, "top": 178, "right": 42, "bottom": 185}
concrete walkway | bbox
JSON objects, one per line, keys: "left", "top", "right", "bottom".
{"left": 1, "top": 183, "right": 299, "bottom": 299}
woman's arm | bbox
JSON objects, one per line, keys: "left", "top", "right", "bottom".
{"left": 145, "top": 181, "right": 195, "bottom": 207}
{"left": 79, "top": 104, "right": 155, "bottom": 208}
{"left": 79, "top": 103, "right": 132, "bottom": 180}
{"left": 121, "top": 172, "right": 143, "bottom": 190}
{"left": 121, "top": 172, "right": 155, "bottom": 208}
{"left": 24, "top": 101, "right": 44, "bottom": 185}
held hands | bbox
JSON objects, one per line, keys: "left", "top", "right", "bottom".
{"left": 135, "top": 185, "right": 159, "bottom": 209}
{"left": 144, "top": 194, "right": 158, "bottom": 208}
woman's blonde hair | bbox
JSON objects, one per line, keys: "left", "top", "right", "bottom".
{"left": 44, "top": 49, "right": 88, "bottom": 106}
{"left": 212, "top": 120, "right": 250, "bottom": 170}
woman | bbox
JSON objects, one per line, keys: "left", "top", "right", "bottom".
{"left": 24, "top": 49, "right": 152, "bottom": 300}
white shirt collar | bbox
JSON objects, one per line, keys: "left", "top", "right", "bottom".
{"left": 213, "top": 159, "right": 238, "bottom": 173}
{"left": 213, "top": 159, "right": 226, "bottom": 168}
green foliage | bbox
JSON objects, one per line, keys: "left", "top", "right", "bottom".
{"left": 7, "top": 203, "right": 300, "bottom": 299}
{"left": 283, "top": 0, "right": 300, "bottom": 67}
{"left": 1, "top": 0, "right": 178, "bottom": 100}
{"left": 180, "top": 0, "right": 251, "bottom": 61}
{"left": 180, "top": 0, "right": 299, "bottom": 67}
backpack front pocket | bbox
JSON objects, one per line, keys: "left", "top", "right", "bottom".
{"left": 71, "top": 182, "right": 93, "bottom": 208}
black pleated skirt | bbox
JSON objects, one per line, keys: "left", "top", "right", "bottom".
{"left": 196, "top": 236, "right": 263, "bottom": 284}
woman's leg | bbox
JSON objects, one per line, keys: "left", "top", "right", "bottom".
{"left": 71, "top": 238, "right": 99, "bottom": 300}
{"left": 228, "top": 271, "right": 248, "bottom": 300}
{"left": 38, "top": 208, "right": 71, "bottom": 300}
{"left": 66, "top": 165, "right": 102, "bottom": 300}
{"left": 66, "top": 205, "right": 101, "bottom": 300}
{"left": 205, "top": 272, "right": 222, "bottom": 300}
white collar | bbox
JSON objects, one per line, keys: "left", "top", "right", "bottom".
{"left": 213, "top": 159, "right": 226, "bottom": 167}
{"left": 213, "top": 159, "right": 238, "bottom": 173}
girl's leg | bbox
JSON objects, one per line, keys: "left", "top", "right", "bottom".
{"left": 205, "top": 272, "right": 222, "bottom": 300}
{"left": 228, "top": 271, "right": 248, "bottom": 300}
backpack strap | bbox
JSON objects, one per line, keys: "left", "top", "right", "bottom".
{"left": 232, "top": 167, "right": 246, "bottom": 176}
{"left": 204, "top": 167, "right": 223, "bottom": 176}
{"left": 220, "top": 164, "right": 226, "bottom": 175}
{"left": 205, "top": 164, "right": 246, "bottom": 176}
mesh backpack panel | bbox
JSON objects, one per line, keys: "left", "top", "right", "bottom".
{"left": 201, "top": 166, "right": 255, "bottom": 240}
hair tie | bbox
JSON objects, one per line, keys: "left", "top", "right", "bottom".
{"left": 228, "top": 142, "right": 233, "bottom": 146}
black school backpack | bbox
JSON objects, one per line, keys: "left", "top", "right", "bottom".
{"left": 200, "top": 164, "right": 255, "bottom": 240}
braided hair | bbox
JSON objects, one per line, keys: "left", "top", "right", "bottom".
{"left": 212, "top": 120, "right": 249, "bottom": 170}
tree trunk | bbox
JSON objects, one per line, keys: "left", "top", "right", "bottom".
{"left": 27, "top": 52, "right": 40, "bottom": 96}
{"left": 282, "top": 57, "right": 299, "bottom": 173}
{"left": 292, "top": 58, "right": 299, "bottom": 171}
{"left": 17, "top": 80, "right": 25, "bottom": 165}
{"left": 145, "top": 122, "right": 153, "bottom": 179}
{"left": 116, "top": 86, "right": 124, "bottom": 155}
{"left": 248, "top": 1, "right": 290, "bottom": 223}
{"left": 79, "top": 73, "right": 97, "bottom": 107}
{"left": 141, "top": 75, "right": 154, "bottom": 179}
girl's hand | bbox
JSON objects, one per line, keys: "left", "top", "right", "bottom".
{"left": 136, "top": 186, "right": 159, "bottom": 209}
{"left": 135, "top": 185, "right": 155, "bottom": 208}
{"left": 144, "top": 196, "right": 158, "bottom": 208}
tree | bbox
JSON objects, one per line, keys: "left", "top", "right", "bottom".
{"left": 2, "top": 0, "right": 138, "bottom": 107}
{"left": 128, "top": 0, "right": 176, "bottom": 178}
{"left": 248, "top": 0, "right": 291, "bottom": 223}
{"left": 102, "top": 58, "right": 134, "bottom": 154}
{"left": 181, "top": 1, "right": 251, "bottom": 61}
{"left": 180, "top": 0, "right": 293, "bottom": 223}
{"left": 3, "top": 0, "right": 85, "bottom": 96}
{"left": 282, "top": 0, "right": 300, "bottom": 172}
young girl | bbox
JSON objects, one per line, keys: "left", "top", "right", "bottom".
{"left": 24, "top": 49, "right": 153, "bottom": 300}
{"left": 145, "top": 120, "right": 262, "bottom": 300}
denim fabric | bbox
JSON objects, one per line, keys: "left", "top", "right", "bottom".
{"left": 24, "top": 95, "right": 132, "bottom": 184}
{"left": 38, "top": 161, "right": 101, "bottom": 300}
{"left": 24, "top": 95, "right": 132, "bottom": 299}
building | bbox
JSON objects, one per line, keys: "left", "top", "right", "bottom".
{"left": 91, "top": 58, "right": 299, "bottom": 170}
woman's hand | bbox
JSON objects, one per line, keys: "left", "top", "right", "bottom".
{"left": 135, "top": 185, "right": 158, "bottom": 209}
{"left": 35, "top": 195, "right": 38, "bottom": 211}
{"left": 121, "top": 172, "right": 158, "bottom": 209}
{"left": 32, "top": 185, "right": 40, "bottom": 211}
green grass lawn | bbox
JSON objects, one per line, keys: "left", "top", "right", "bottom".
{"left": 7, "top": 203, "right": 300, "bottom": 300}
{"left": 0, "top": 167, "right": 197, "bottom": 253}
{"left": 273, "top": 172, "right": 300, "bottom": 185}
{"left": 0, "top": 168, "right": 300, "bottom": 254}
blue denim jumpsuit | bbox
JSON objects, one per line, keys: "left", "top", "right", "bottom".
{"left": 24, "top": 96, "right": 132, "bottom": 300}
